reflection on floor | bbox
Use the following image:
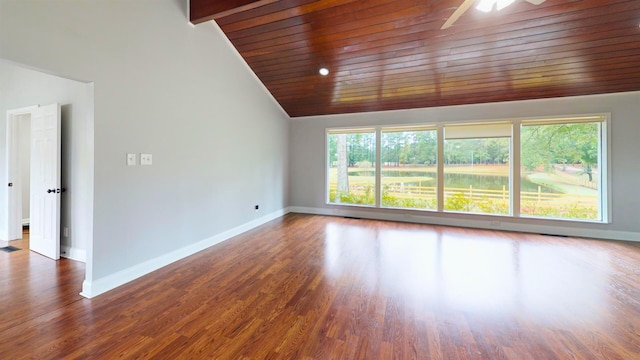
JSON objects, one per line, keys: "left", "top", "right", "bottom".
{"left": 0, "top": 214, "right": 639, "bottom": 358}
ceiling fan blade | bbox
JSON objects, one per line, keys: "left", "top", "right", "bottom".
{"left": 441, "top": 0, "right": 478, "bottom": 29}
{"left": 525, "top": 0, "right": 546, "bottom": 4}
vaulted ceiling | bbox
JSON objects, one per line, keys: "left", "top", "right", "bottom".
{"left": 191, "top": 0, "right": 640, "bottom": 117}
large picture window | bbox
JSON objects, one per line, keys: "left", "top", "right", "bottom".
{"left": 326, "top": 114, "right": 608, "bottom": 223}
{"left": 520, "top": 117, "right": 604, "bottom": 221}
{"left": 327, "top": 129, "right": 376, "bottom": 206}
{"left": 444, "top": 123, "right": 511, "bottom": 215}
{"left": 381, "top": 127, "right": 437, "bottom": 210}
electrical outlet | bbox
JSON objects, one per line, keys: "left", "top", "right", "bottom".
{"left": 126, "top": 153, "right": 136, "bottom": 166}
{"left": 490, "top": 220, "right": 501, "bottom": 226}
{"left": 140, "top": 153, "right": 153, "bottom": 165}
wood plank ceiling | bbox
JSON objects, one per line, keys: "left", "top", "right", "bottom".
{"left": 191, "top": 0, "right": 640, "bottom": 117}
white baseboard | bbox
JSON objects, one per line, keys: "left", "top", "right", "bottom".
{"left": 80, "top": 207, "right": 291, "bottom": 299}
{"left": 289, "top": 206, "right": 640, "bottom": 243}
{"left": 61, "top": 246, "right": 86, "bottom": 262}
{"left": 22, "top": 218, "right": 29, "bottom": 226}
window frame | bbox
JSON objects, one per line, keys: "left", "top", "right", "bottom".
{"left": 379, "top": 125, "right": 439, "bottom": 211}
{"left": 443, "top": 122, "right": 513, "bottom": 216}
{"left": 325, "top": 127, "right": 377, "bottom": 208}
{"left": 324, "top": 113, "right": 611, "bottom": 224}
{"left": 518, "top": 115, "right": 609, "bottom": 223}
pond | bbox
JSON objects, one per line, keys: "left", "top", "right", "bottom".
{"left": 349, "top": 170, "right": 553, "bottom": 193}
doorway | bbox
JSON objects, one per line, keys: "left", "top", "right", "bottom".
{"left": 5, "top": 104, "right": 62, "bottom": 260}
{"left": 0, "top": 59, "right": 93, "bottom": 296}
{"left": 18, "top": 115, "right": 30, "bottom": 230}
{"left": 5, "top": 106, "right": 36, "bottom": 242}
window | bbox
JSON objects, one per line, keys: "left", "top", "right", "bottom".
{"left": 443, "top": 123, "right": 511, "bottom": 215}
{"left": 520, "top": 117, "right": 605, "bottom": 221}
{"left": 327, "top": 129, "right": 376, "bottom": 206}
{"left": 326, "top": 114, "right": 608, "bottom": 223}
{"left": 381, "top": 127, "right": 437, "bottom": 210}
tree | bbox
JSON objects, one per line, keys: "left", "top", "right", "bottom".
{"left": 521, "top": 123, "right": 598, "bottom": 180}
{"left": 336, "top": 134, "right": 349, "bottom": 201}
{"left": 381, "top": 130, "right": 437, "bottom": 166}
{"left": 382, "top": 132, "right": 404, "bottom": 166}
{"left": 485, "top": 138, "right": 508, "bottom": 164}
{"left": 414, "top": 131, "right": 437, "bottom": 165}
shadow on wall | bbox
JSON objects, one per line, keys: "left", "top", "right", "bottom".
{"left": 61, "top": 103, "right": 72, "bottom": 246}
{"left": 172, "top": 0, "right": 189, "bottom": 19}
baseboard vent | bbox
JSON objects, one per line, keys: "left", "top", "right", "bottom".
{"left": 0, "top": 246, "right": 21, "bottom": 253}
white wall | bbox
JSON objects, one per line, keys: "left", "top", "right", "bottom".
{"left": 0, "top": 0, "right": 289, "bottom": 297}
{"left": 290, "top": 91, "right": 640, "bottom": 241}
{"left": 0, "top": 62, "right": 91, "bottom": 260}
{"left": 18, "top": 114, "right": 30, "bottom": 223}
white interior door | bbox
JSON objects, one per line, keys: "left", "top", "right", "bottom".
{"left": 29, "top": 104, "right": 61, "bottom": 260}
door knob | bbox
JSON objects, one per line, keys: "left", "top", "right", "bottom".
{"left": 47, "top": 189, "right": 56, "bottom": 193}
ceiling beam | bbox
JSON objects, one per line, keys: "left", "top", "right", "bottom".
{"left": 190, "top": 0, "right": 279, "bottom": 24}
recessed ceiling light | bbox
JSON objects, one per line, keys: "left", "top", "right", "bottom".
{"left": 476, "top": 0, "right": 515, "bottom": 12}
{"left": 476, "top": 0, "right": 494, "bottom": 12}
{"left": 319, "top": 68, "right": 329, "bottom": 76}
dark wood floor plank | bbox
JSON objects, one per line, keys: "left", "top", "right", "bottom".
{"left": 1, "top": 214, "right": 639, "bottom": 358}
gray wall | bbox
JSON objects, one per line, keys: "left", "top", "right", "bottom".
{"left": 290, "top": 91, "right": 640, "bottom": 240}
{"left": 0, "top": 0, "right": 289, "bottom": 293}
{"left": 0, "top": 62, "right": 92, "bottom": 260}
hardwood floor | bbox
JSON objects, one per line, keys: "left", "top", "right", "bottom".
{"left": 1, "top": 214, "right": 639, "bottom": 359}
{"left": 0, "top": 229, "right": 85, "bottom": 337}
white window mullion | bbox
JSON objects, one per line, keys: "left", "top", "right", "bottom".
{"left": 375, "top": 127, "right": 382, "bottom": 208}
{"left": 512, "top": 120, "right": 521, "bottom": 217}
{"left": 437, "top": 124, "right": 444, "bottom": 212}
{"left": 601, "top": 116, "right": 611, "bottom": 223}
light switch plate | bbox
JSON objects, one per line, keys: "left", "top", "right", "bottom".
{"left": 127, "top": 153, "right": 137, "bottom": 166}
{"left": 140, "top": 153, "right": 153, "bottom": 165}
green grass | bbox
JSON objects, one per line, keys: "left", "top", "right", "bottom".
{"left": 329, "top": 189, "right": 597, "bottom": 219}
{"left": 526, "top": 172, "right": 597, "bottom": 196}
{"left": 328, "top": 165, "right": 509, "bottom": 187}
{"left": 328, "top": 164, "right": 599, "bottom": 220}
